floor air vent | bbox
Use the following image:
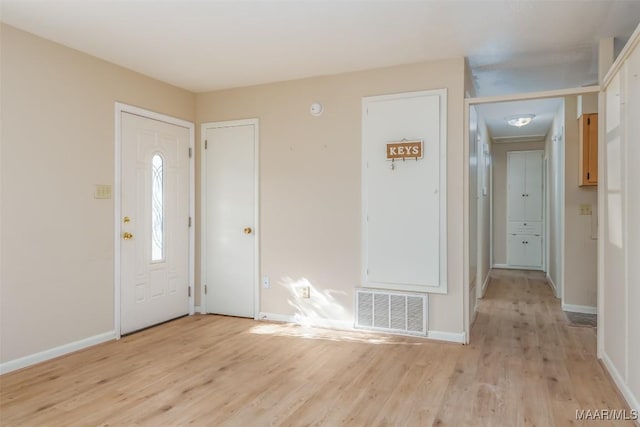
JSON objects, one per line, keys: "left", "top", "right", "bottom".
{"left": 355, "top": 289, "right": 427, "bottom": 336}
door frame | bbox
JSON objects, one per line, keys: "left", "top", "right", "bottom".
{"left": 200, "top": 118, "right": 260, "bottom": 319}
{"left": 463, "top": 85, "right": 600, "bottom": 344}
{"left": 114, "top": 102, "right": 195, "bottom": 339}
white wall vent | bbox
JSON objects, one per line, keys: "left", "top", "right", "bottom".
{"left": 355, "top": 288, "right": 427, "bottom": 336}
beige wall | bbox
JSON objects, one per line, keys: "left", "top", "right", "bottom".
{"left": 0, "top": 24, "right": 195, "bottom": 363}
{"left": 545, "top": 101, "right": 564, "bottom": 295}
{"left": 492, "top": 141, "right": 546, "bottom": 265}
{"left": 196, "top": 59, "right": 466, "bottom": 335}
{"left": 563, "top": 96, "right": 597, "bottom": 308}
{"left": 541, "top": 95, "right": 597, "bottom": 307}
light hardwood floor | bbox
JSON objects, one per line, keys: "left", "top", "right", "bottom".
{"left": 0, "top": 270, "right": 634, "bottom": 426}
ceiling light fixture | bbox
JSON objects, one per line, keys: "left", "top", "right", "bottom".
{"left": 506, "top": 114, "right": 535, "bottom": 127}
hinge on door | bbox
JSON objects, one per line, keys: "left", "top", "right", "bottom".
{"left": 587, "top": 172, "right": 590, "bottom": 180}
{"left": 189, "top": 147, "right": 192, "bottom": 158}
{"left": 205, "top": 140, "right": 208, "bottom": 149}
{"left": 205, "top": 285, "right": 208, "bottom": 295}
{"left": 188, "top": 216, "right": 192, "bottom": 227}
{"left": 587, "top": 117, "right": 591, "bottom": 125}
{"left": 188, "top": 286, "right": 191, "bottom": 297}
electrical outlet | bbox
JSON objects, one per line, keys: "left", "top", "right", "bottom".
{"left": 262, "top": 276, "right": 270, "bottom": 289}
{"left": 580, "top": 204, "right": 592, "bottom": 215}
{"left": 301, "top": 286, "right": 310, "bottom": 299}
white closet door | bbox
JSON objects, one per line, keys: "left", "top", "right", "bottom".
{"left": 507, "top": 150, "right": 544, "bottom": 269}
{"left": 526, "top": 235, "right": 543, "bottom": 267}
{"left": 524, "top": 151, "right": 543, "bottom": 222}
{"left": 507, "top": 152, "right": 527, "bottom": 221}
{"left": 508, "top": 235, "right": 528, "bottom": 266}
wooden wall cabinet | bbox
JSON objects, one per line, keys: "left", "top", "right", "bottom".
{"left": 579, "top": 113, "right": 598, "bottom": 186}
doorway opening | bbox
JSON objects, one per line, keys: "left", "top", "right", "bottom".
{"left": 465, "top": 87, "right": 600, "bottom": 341}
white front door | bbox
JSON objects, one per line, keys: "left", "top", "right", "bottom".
{"left": 120, "top": 112, "right": 190, "bottom": 334}
{"left": 203, "top": 121, "right": 257, "bottom": 318}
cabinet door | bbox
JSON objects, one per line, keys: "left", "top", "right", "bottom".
{"left": 525, "top": 235, "right": 543, "bottom": 268}
{"left": 507, "top": 152, "right": 527, "bottom": 221}
{"left": 587, "top": 114, "right": 598, "bottom": 184}
{"left": 579, "top": 113, "right": 598, "bottom": 186}
{"left": 524, "top": 151, "right": 543, "bottom": 221}
{"left": 508, "top": 234, "right": 542, "bottom": 268}
{"left": 508, "top": 234, "right": 528, "bottom": 266}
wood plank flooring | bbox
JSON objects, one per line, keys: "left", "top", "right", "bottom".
{"left": 0, "top": 269, "right": 634, "bottom": 426}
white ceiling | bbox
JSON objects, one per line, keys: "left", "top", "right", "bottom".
{"left": 476, "top": 98, "right": 563, "bottom": 143}
{"left": 1, "top": 1, "right": 637, "bottom": 141}
{"left": 1, "top": 0, "right": 639, "bottom": 94}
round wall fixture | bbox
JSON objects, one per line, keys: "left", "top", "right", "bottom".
{"left": 310, "top": 102, "right": 324, "bottom": 116}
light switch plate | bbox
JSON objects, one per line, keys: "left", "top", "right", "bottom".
{"left": 94, "top": 184, "right": 112, "bottom": 199}
{"left": 579, "top": 204, "right": 592, "bottom": 215}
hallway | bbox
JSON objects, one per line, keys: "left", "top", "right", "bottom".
{"left": 467, "top": 269, "right": 630, "bottom": 426}
{"left": 0, "top": 270, "right": 633, "bottom": 426}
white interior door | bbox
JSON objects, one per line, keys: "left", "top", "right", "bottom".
{"left": 507, "top": 152, "right": 527, "bottom": 221}
{"left": 120, "top": 112, "right": 190, "bottom": 334}
{"left": 524, "top": 151, "right": 544, "bottom": 222}
{"left": 203, "top": 121, "right": 257, "bottom": 318}
{"left": 362, "top": 90, "right": 447, "bottom": 294}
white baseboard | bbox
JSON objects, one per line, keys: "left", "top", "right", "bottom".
{"left": 492, "top": 263, "right": 511, "bottom": 269}
{"left": 492, "top": 264, "right": 544, "bottom": 271}
{"left": 259, "top": 312, "right": 465, "bottom": 344}
{"left": 601, "top": 351, "right": 640, "bottom": 414}
{"left": 546, "top": 273, "right": 558, "bottom": 296}
{"left": 195, "top": 305, "right": 201, "bottom": 313}
{"left": 0, "top": 331, "right": 116, "bottom": 375}
{"left": 428, "top": 330, "right": 466, "bottom": 344}
{"left": 481, "top": 272, "right": 491, "bottom": 297}
{"left": 562, "top": 303, "right": 597, "bottom": 314}
{"left": 259, "top": 312, "right": 293, "bottom": 323}
{"left": 258, "top": 312, "right": 353, "bottom": 331}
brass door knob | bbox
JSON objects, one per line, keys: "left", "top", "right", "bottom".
{"left": 243, "top": 227, "right": 252, "bottom": 235}
{"left": 123, "top": 232, "right": 134, "bottom": 240}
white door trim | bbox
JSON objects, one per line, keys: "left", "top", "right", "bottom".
{"left": 463, "top": 86, "right": 598, "bottom": 342}
{"left": 114, "top": 103, "right": 195, "bottom": 339}
{"left": 200, "top": 118, "right": 260, "bottom": 319}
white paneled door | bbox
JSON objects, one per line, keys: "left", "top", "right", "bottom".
{"left": 120, "top": 112, "right": 190, "bottom": 334}
{"left": 362, "top": 90, "right": 447, "bottom": 294}
{"left": 203, "top": 121, "right": 257, "bottom": 318}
